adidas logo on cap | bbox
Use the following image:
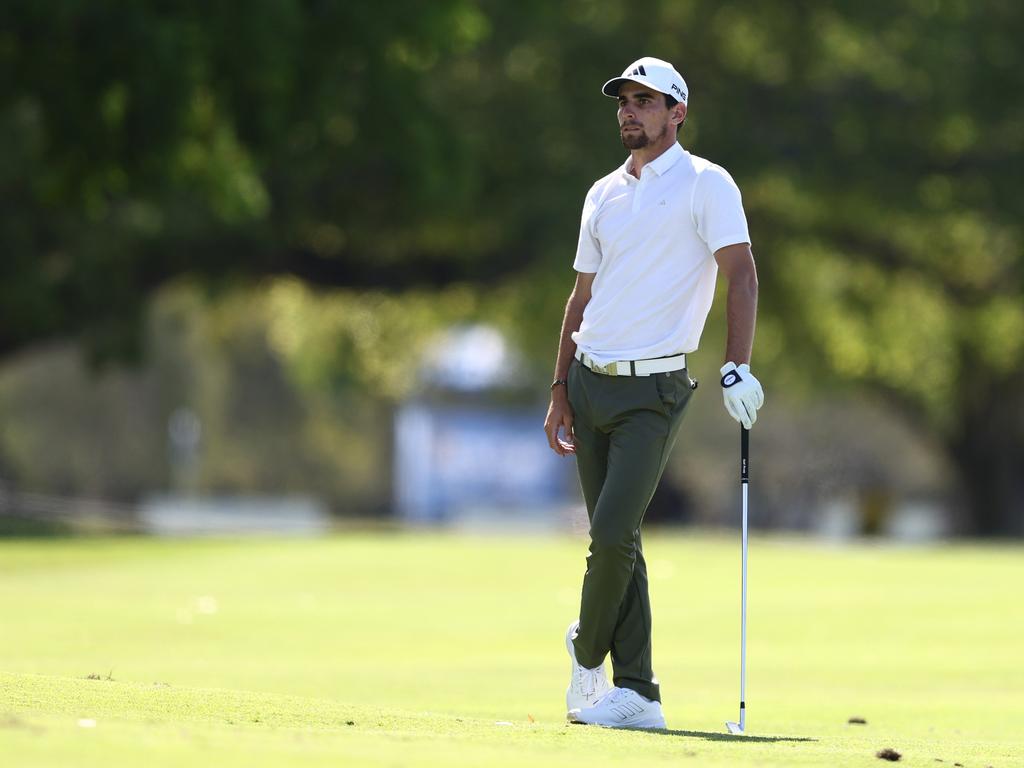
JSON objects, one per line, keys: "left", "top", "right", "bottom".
{"left": 602, "top": 56, "right": 689, "bottom": 104}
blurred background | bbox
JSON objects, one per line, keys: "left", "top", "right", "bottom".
{"left": 1, "top": 0, "right": 1021, "bottom": 539}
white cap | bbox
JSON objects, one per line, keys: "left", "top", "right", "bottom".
{"left": 602, "top": 57, "right": 688, "bottom": 104}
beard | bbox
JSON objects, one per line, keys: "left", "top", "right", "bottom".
{"left": 620, "top": 122, "right": 668, "bottom": 150}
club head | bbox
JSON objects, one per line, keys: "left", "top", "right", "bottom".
{"left": 726, "top": 721, "right": 744, "bottom": 735}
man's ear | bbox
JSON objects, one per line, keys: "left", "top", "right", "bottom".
{"left": 673, "top": 103, "right": 688, "bottom": 127}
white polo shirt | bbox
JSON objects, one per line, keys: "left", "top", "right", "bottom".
{"left": 571, "top": 142, "right": 750, "bottom": 365}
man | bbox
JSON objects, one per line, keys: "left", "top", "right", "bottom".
{"left": 543, "top": 56, "right": 764, "bottom": 729}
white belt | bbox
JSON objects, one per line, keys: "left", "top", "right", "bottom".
{"left": 575, "top": 349, "right": 686, "bottom": 377}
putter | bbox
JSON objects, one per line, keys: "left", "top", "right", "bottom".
{"left": 725, "top": 425, "right": 749, "bottom": 735}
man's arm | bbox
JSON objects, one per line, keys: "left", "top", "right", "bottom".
{"left": 714, "top": 243, "right": 758, "bottom": 365}
{"left": 714, "top": 243, "right": 764, "bottom": 428}
{"left": 543, "top": 272, "right": 595, "bottom": 456}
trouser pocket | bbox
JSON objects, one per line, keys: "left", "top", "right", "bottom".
{"left": 653, "top": 369, "right": 691, "bottom": 414}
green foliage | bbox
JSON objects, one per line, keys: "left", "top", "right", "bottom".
{"left": 1, "top": 1, "right": 1022, "bottom": 528}
{"left": 261, "top": 278, "right": 486, "bottom": 399}
{"left": 0, "top": 285, "right": 395, "bottom": 514}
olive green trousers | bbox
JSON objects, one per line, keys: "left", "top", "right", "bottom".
{"left": 567, "top": 357, "right": 694, "bottom": 703}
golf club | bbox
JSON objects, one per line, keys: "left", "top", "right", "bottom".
{"left": 725, "top": 425, "right": 749, "bottom": 735}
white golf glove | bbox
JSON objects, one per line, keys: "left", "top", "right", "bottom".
{"left": 720, "top": 362, "right": 764, "bottom": 429}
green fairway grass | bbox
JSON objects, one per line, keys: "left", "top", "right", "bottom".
{"left": 1, "top": 532, "right": 1021, "bottom": 766}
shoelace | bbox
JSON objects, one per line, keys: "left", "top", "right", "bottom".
{"left": 594, "top": 687, "right": 626, "bottom": 706}
{"left": 575, "top": 665, "right": 604, "bottom": 696}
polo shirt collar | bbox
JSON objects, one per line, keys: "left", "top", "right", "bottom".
{"left": 649, "top": 142, "right": 685, "bottom": 175}
{"left": 622, "top": 142, "right": 685, "bottom": 179}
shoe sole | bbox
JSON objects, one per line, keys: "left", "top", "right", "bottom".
{"left": 566, "top": 710, "right": 666, "bottom": 730}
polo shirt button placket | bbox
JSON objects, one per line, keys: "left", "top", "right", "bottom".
{"left": 632, "top": 169, "right": 647, "bottom": 214}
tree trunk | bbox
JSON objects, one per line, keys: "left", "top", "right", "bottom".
{"left": 948, "top": 374, "right": 1024, "bottom": 536}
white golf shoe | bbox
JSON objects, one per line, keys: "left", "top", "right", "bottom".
{"left": 567, "top": 686, "right": 666, "bottom": 730}
{"left": 565, "top": 620, "right": 612, "bottom": 712}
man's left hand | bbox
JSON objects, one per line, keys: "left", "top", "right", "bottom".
{"left": 720, "top": 362, "right": 764, "bottom": 429}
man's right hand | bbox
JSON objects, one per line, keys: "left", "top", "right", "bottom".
{"left": 544, "top": 387, "right": 576, "bottom": 456}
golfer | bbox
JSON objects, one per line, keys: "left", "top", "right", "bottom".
{"left": 543, "top": 56, "right": 764, "bottom": 729}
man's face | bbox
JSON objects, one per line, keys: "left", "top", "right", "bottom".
{"left": 616, "top": 82, "right": 680, "bottom": 150}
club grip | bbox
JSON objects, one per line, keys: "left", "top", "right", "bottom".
{"left": 741, "top": 426, "right": 749, "bottom": 483}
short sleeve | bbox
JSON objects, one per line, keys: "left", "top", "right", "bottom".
{"left": 693, "top": 165, "right": 751, "bottom": 255}
{"left": 572, "top": 189, "right": 602, "bottom": 272}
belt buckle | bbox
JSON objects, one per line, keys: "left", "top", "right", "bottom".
{"left": 591, "top": 359, "right": 615, "bottom": 376}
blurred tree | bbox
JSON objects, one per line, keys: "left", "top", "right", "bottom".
{"left": 0, "top": 283, "right": 393, "bottom": 515}
{"left": 707, "top": 0, "right": 1024, "bottom": 535}
{"left": 0, "top": 0, "right": 1021, "bottom": 531}
{"left": 0, "top": 0, "right": 495, "bottom": 358}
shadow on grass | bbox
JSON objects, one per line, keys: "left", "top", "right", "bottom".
{"left": 659, "top": 729, "right": 816, "bottom": 743}
{"left": 566, "top": 722, "right": 816, "bottom": 742}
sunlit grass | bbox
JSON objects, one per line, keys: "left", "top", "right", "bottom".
{"left": 1, "top": 532, "right": 1021, "bottom": 766}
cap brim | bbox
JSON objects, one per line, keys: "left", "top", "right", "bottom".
{"left": 601, "top": 75, "right": 669, "bottom": 98}
{"left": 602, "top": 76, "right": 636, "bottom": 97}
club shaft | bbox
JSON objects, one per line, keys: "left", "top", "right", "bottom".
{"left": 739, "top": 426, "right": 749, "bottom": 726}
{"left": 740, "top": 482, "right": 747, "bottom": 709}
